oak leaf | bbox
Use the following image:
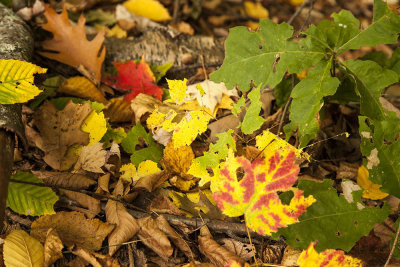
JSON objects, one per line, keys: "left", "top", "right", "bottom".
{"left": 39, "top": 5, "right": 106, "bottom": 85}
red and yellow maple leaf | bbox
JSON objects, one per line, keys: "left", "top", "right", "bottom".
{"left": 102, "top": 58, "right": 163, "bottom": 102}
{"left": 297, "top": 242, "right": 363, "bottom": 267}
{"left": 39, "top": 5, "right": 106, "bottom": 85}
{"left": 211, "top": 147, "right": 316, "bottom": 235}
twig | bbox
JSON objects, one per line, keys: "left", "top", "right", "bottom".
{"left": 287, "top": 0, "right": 313, "bottom": 25}
{"left": 277, "top": 75, "right": 295, "bottom": 136}
{"left": 172, "top": 0, "right": 180, "bottom": 24}
{"left": 298, "top": 0, "right": 316, "bottom": 32}
{"left": 384, "top": 221, "right": 400, "bottom": 267}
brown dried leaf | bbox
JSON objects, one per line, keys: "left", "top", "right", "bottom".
{"left": 39, "top": 5, "right": 106, "bottom": 84}
{"left": 148, "top": 196, "right": 186, "bottom": 216}
{"left": 105, "top": 200, "right": 140, "bottom": 256}
{"left": 198, "top": 226, "right": 243, "bottom": 267}
{"left": 133, "top": 171, "right": 168, "bottom": 192}
{"left": 97, "top": 173, "right": 110, "bottom": 194}
{"left": 218, "top": 238, "right": 254, "bottom": 261}
{"left": 31, "top": 211, "right": 114, "bottom": 251}
{"left": 74, "top": 142, "right": 106, "bottom": 173}
{"left": 60, "top": 190, "right": 101, "bottom": 218}
{"left": 156, "top": 215, "right": 195, "bottom": 260}
{"left": 33, "top": 101, "right": 91, "bottom": 170}
{"left": 71, "top": 246, "right": 120, "bottom": 267}
{"left": 59, "top": 76, "right": 107, "bottom": 104}
{"left": 104, "top": 98, "right": 134, "bottom": 123}
{"left": 137, "top": 216, "right": 173, "bottom": 261}
{"left": 44, "top": 229, "right": 63, "bottom": 267}
{"left": 130, "top": 93, "right": 177, "bottom": 123}
{"left": 161, "top": 141, "right": 194, "bottom": 175}
{"left": 32, "top": 171, "right": 96, "bottom": 189}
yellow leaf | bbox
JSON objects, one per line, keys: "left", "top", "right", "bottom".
{"left": 244, "top": 1, "right": 268, "bottom": 19}
{"left": 3, "top": 230, "right": 44, "bottom": 267}
{"left": 59, "top": 76, "right": 107, "bottom": 104}
{"left": 290, "top": 0, "right": 305, "bottom": 6}
{"left": 161, "top": 141, "right": 194, "bottom": 174}
{"left": 172, "top": 110, "right": 210, "bottom": 148}
{"left": 120, "top": 160, "right": 161, "bottom": 183}
{"left": 107, "top": 24, "right": 127, "bottom": 39}
{"left": 297, "top": 242, "right": 363, "bottom": 267}
{"left": 123, "top": 0, "right": 171, "bottom": 22}
{"left": 81, "top": 111, "right": 107, "bottom": 146}
{"left": 167, "top": 78, "right": 189, "bottom": 105}
{"left": 357, "top": 165, "right": 389, "bottom": 200}
{"left": 0, "top": 59, "right": 46, "bottom": 104}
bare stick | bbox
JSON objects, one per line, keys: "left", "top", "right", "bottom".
{"left": 288, "top": 0, "right": 312, "bottom": 26}
{"left": 384, "top": 221, "right": 400, "bottom": 267}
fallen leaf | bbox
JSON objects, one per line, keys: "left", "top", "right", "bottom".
{"left": 148, "top": 196, "right": 186, "bottom": 216}
{"left": 171, "top": 21, "right": 194, "bottom": 35}
{"left": 198, "top": 226, "right": 243, "bottom": 267}
{"left": 81, "top": 111, "right": 108, "bottom": 146}
{"left": 244, "top": 1, "right": 268, "bottom": 19}
{"left": 39, "top": 5, "right": 106, "bottom": 84}
{"left": 3, "top": 230, "right": 44, "bottom": 267}
{"left": 137, "top": 216, "right": 173, "bottom": 261}
{"left": 59, "top": 76, "right": 107, "bottom": 104}
{"left": 130, "top": 93, "right": 172, "bottom": 123}
{"left": 357, "top": 165, "right": 389, "bottom": 200}
{"left": 297, "top": 242, "right": 363, "bottom": 267}
{"left": 106, "top": 24, "right": 127, "bottom": 38}
{"left": 133, "top": 170, "right": 167, "bottom": 192}
{"left": 105, "top": 200, "right": 140, "bottom": 256}
{"left": 218, "top": 238, "right": 254, "bottom": 261}
{"left": 161, "top": 141, "right": 194, "bottom": 176}
{"left": 103, "top": 58, "right": 163, "bottom": 102}
{"left": 44, "top": 229, "right": 63, "bottom": 267}
{"left": 16, "top": 0, "right": 45, "bottom": 20}
{"left": 71, "top": 246, "right": 121, "bottom": 267}
{"left": 97, "top": 173, "right": 111, "bottom": 193}
{"left": 120, "top": 160, "right": 161, "bottom": 183}
{"left": 60, "top": 189, "right": 101, "bottom": 218}
{"left": 32, "top": 171, "right": 96, "bottom": 189}
{"left": 123, "top": 0, "right": 171, "bottom": 22}
{"left": 33, "top": 101, "right": 91, "bottom": 170}
{"left": 31, "top": 211, "right": 114, "bottom": 251}
{"left": 104, "top": 98, "right": 134, "bottom": 123}
{"left": 74, "top": 142, "right": 107, "bottom": 173}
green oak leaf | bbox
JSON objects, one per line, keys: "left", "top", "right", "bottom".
{"left": 359, "top": 115, "right": 400, "bottom": 198}
{"left": 275, "top": 179, "right": 391, "bottom": 252}
{"left": 341, "top": 60, "right": 398, "bottom": 120}
{"left": 121, "top": 124, "right": 163, "bottom": 166}
{"left": 241, "top": 86, "right": 264, "bottom": 135}
{"left": 285, "top": 59, "right": 340, "bottom": 146}
{"left": 8, "top": 172, "right": 58, "bottom": 216}
{"left": 210, "top": 19, "right": 324, "bottom": 92}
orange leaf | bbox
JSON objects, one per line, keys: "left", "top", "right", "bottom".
{"left": 39, "top": 5, "right": 106, "bottom": 85}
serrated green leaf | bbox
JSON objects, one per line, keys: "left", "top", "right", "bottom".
{"left": 285, "top": 59, "right": 340, "bottom": 146}
{"left": 210, "top": 19, "right": 324, "bottom": 92}
{"left": 275, "top": 179, "right": 391, "bottom": 252}
{"left": 188, "top": 129, "right": 235, "bottom": 186}
{"left": 121, "top": 124, "right": 163, "bottom": 166}
{"left": 336, "top": 0, "right": 400, "bottom": 54}
{"left": 341, "top": 60, "right": 398, "bottom": 120}
{"left": 241, "top": 86, "right": 264, "bottom": 134}
{"left": 4, "top": 230, "right": 44, "bottom": 267}
{"left": 8, "top": 172, "right": 58, "bottom": 216}
{"left": 232, "top": 96, "right": 245, "bottom": 115}
{"left": 388, "top": 47, "right": 400, "bottom": 76}
{"left": 0, "top": 59, "right": 47, "bottom": 104}
{"left": 359, "top": 115, "right": 400, "bottom": 198}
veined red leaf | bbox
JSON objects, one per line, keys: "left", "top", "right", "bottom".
{"left": 212, "top": 147, "right": 316, "bottom": 236}
{"left": 102, "top": 57, "right": 163, "bottom": 102}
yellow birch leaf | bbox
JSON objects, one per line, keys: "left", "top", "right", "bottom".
{"left": 0, "top": 59, "right": 46, "bottom": 104}
{"left": 3, "top": 230, "right": 44, "bottom": 267}
{"left": 297, "top": 242, "right": 363, "bottom": 267}
{"left": 357, "top": 165, "right": 389, "bottom": 200}
{"left": 120, "top": 160, "right": 160, "bottom": 183}
{"left": 123, "top": 0, "right": 171, "bottom": 22}
{"left": 81, "top": 111, "right": 107, "bottom": 146}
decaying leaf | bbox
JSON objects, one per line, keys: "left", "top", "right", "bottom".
{"left": 71, "top": 246, "right": 121, "bottom": 267}
{"left": 59, "top": 190, "right": 101, "bottom": 218}
{"left": 44, "top": 229, "right": 63, "bottom": 267}
{"left": 104, "top": 98, "right": 134, "bottom": 123}
{"left": 212, "top": 147, "right": 315, "bottom": 235}
{"left": 33, "top": 101, "right": 91, "bottom": 170}
{"left": 39, "top": 5, "right": 106, "bottom": 84}
{"left": 32, "top": 171, "right": 96, "bottom": 189}
{"left": 74, "top": 142, "right": 107, "bottom": 173}
{"left": 297, "top": 242, "right": 363, "bottom": 266}
{"left": 161, "top": 141, "right": 194, "bottom": 176}
{"left": 198, "top": 226, "right": 243, "bottom": 267}
{"left": 137, "top": 216, "right": 174, "bottom": 261}
{"left": 59, "top": 76, "right": 107, "bottom": 104}
{"left": 105, "top": 200, "right": 140, "bottom": 256}
{"left": 3, "top": 230, "right": 44, "bottom": 267}
{"left": 31, "top": 211, "right": 114, "bottom": 251}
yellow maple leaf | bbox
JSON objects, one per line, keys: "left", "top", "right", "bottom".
{"left": 123, "top": 0, "right": 171, "bottom": 22}
{"left": 120, "top": 160, "right": 160, "bottom": 183}
{"left": 172, "top": 110, "right": 210, "bottom": 148}
{"left": 81, "top": 111, "right": 107, "bottom": 146}
{"left": 357, "top": 165, "right": 388, "bottom": 200}
{"left": 297, "top": 242, "right": 362, "bottom": 267}
{"left": 167, "top": 78, "right": 189, "bottom": 105}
